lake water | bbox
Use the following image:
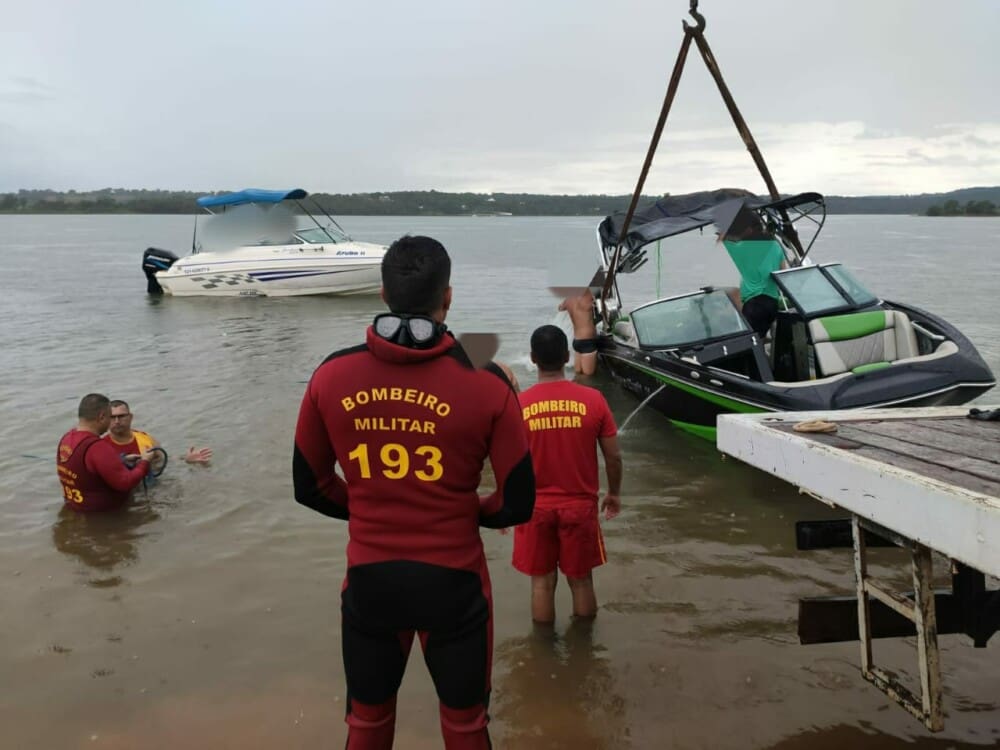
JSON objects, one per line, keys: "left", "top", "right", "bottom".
{"left": 0, "top": 214, "right": 997, "bottom": 749}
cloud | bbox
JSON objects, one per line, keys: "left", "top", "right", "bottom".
{"left": 0, "top": 76, "right": 56, "bottom": 105}
{"left": 397, "top": 120, "right": 1000, "bottom": 197}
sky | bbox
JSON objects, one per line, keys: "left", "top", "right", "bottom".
{"left": 1, "top": 0, "right": 998, "bottom": 197}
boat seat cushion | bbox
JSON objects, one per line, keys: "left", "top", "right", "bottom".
{"left": 808, "top": 311, "right": 919, "bottom": 376}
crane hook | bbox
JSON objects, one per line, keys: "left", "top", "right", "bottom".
{"left": 682, "top": 0, "right": 706, "bottom": 34}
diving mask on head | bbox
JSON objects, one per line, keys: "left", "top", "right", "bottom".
{"left": 373, "top": 313, "right": 447, "bottom": 349}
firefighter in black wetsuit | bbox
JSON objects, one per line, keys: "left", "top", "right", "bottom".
{"left": 293, "top": 235, "right": 535, "bottom": 750}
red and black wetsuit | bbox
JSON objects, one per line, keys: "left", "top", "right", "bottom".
{"left": 56, "top": 428, "right": 150, "bottom": 512}
{"left": 294, "top": 327, "right": 534, "bottom": 750}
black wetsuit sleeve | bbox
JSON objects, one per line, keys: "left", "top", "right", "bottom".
{"left": 479, "top": 387, "right": 535, "bottom": 529}
{"left": 293, "top": 381, "right": 350, "bottom": 520}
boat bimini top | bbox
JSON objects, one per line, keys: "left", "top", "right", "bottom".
{"left": 195, "top": 188, "right": 308, "bottom": 209}
{"left": 599, "top": 189, "right": 826, "bottom": 275}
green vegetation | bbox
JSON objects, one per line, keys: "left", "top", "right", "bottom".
{"left": 1, "top": 186, "right": 999, "bottom": 216}
{"left": 925, "top": 199, "right": 998, "bottom": 217}
{"left": 0, "top": 189, "right": 643, "bottom": 217}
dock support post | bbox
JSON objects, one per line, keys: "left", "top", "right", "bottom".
{"left": 851, "top": 516, "right": 944, "bottom": 731}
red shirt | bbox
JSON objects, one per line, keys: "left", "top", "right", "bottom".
{"left": 57, "top": 428, "right": 149, "bottom": 512}
{"left": 518, "top": 379, "right": 617, "bottom": 507}
{"left": 293, "top": 328, "right": 534, "bottom": 573}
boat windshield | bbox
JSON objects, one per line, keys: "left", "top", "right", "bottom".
{"left": 630, "top": 290, "right": 749, "bottom": 348}
{"left": 774, "top": 265, "right": 878, "bottom": 316}
{"left": 824, "top": 264, "right": 877, "bottom": 307}
{"left": 295, "top": 225, "right": 350, "bottom": 244}
{"left": 196, "top": 202, "right": 297, "bottom": 252}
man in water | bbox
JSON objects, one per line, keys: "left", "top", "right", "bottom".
{"left": 103, "top": 399, "right": 212, "bottom": 470}
{"left": 559, "top": 290, "right": 599, "bottom": 375}
{"left": 56, "top": 393, "right": 155, "bottom": 512}
{"left": 293, "top": 234, "right": 535, "bottom": 750}
{"left": 512, "top": 325, "right": 622, "bottom": 623}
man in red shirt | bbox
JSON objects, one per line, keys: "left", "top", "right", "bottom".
{"left": 56, "top": 393, "right": 155, "bottom": 512}
{"left": 293, "top": 235, "right": 535, "bottom": 750}
{"left": 512, "top": 325, "right": 623, "bottom": 623}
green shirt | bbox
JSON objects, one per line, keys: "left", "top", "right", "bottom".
{"left": 722, "top": 239, "right": 785, "bottom": 302}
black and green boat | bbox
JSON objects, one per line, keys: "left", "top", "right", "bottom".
{"left": 591, "top": 189, "right": 996, "bottom": 440}
{"left": 586, "top": 3, "right": 994, "bottom": 439}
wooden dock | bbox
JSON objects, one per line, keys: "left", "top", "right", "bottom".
{"left": 717, "top": 406, "right": 999, "bottom": 732}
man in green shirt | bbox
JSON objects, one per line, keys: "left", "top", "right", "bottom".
{"left": 720, "top": 208, "right": 787, "bottom": 336}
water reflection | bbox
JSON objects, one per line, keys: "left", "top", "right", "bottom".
{"left": 494, "top": 620, "right": 626, "bottom": 749}
{"left": 51, "top": 501, "right": 160, "bottom": 587}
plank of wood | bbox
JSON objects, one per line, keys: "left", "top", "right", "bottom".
{"left": 921, "top": 417, "right": 1000, "bottom": 443}
{"left": 773, "top": 423, "right": 1000, "bottom": 495}
{"left": 838, "top": 426, "right": 1000, "bottom": 482}
{"left": 848, "top": 445, "right": 1000, "bottom": 497}
{"left": 847, "top": 421, "right": 1000, "bottom": 464}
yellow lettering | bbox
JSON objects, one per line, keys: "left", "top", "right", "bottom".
{"left": 404, "top": 388, "right": 417, "bottom": 403}
{"left": 342, "top": 396, "right": 356, "bottom": 412}
{"left": 422, "top": 421, "right": 436, "bottom": 435}
{"left": 348, "top": 443, "right": 371, "bottom": 478}
{"left": 371, "top": 387, "right": 388, "bottom": 401}
{"left": 436, "top": 403, "right": 450, "bottom": 417}
{"left": 390, "top": 387, "right": 403, "bottom": 400}
{"left": 414, "top": 446, "right": 444, "bottom": 481}
{"left": 572, "top": 416, "right": 582, "bottom": 428}
{"left": 341, "top": 442, "right": 446, "bottom": 481}
{"left": 424, "top": 394, "right": 439, "bottom": 412}
{"left": 354, "top": 418, "right": 372, "bottom": 430}
{"left": 356, "top": 391, "right": 370, "bottom": 405}
{"left": 62, "top": 486, "right": 84, "bottom": 504}
{"left": 380, "top": 443, "right": 409, "bottom": 479}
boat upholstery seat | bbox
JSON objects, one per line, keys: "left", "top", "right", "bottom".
{"left": 612, "top": 317, "right": 639, "bottom": 347}
{"left": 808, "top": 310, "right": 919, "bottom": 376}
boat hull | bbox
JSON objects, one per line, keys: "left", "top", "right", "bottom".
{"left": 154, "top": 242, "right": 384, "bottom": 297}
{"left": 599, "top": 304, "right": 996, "bottom": 440}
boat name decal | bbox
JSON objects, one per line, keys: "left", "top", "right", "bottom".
{"left": 184, "top": 266, "right": 210, "bottom": 274}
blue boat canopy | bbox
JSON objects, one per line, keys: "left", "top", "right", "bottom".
{"left": 196, "top": 188, "right": 308, "bottom": 208}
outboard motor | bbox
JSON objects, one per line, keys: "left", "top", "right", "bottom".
{"left": 142, "top": 248, "right": 179, "bottom": 294}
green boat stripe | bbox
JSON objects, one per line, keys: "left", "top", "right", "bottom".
{"left": 669, "top": 419, "right": 717, "bottom": 440}
{"left": 817, "top": 311, "right": 886, "bottom": 341}
{"left": 619, "top": 359, "right": 765, "bottom": 414}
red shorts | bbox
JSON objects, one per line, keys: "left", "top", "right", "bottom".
{"left": 512, "top": 502, "right": 606, "bottom": 579}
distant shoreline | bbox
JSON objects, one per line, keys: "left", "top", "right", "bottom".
{"left": 2, "top": 187, "right": 999, "bottom": 217}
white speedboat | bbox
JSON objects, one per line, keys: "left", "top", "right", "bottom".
{"left": 142, "top": 189, "right": 385, "bottom": 297}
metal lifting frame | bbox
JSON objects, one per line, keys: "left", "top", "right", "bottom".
{"left": 600, "top": 0, "right": 806, "bottom": 326}
{"left": 852, "top": 516, "right": 944, "bottom": 731}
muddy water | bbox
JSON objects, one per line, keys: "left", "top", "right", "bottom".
{"left": 0, "top": 214, "right": 997, "bottom": 748}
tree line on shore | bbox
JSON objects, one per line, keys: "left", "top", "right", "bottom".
{"left": 924, "top": 199, "right": 998, "bottom": 217}
{"left": 2, "top": 186, "right": 999, "bottom": 216}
